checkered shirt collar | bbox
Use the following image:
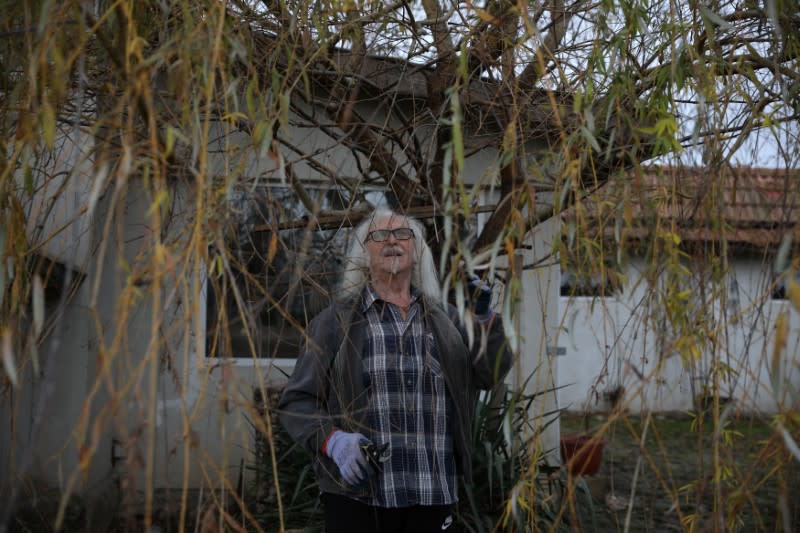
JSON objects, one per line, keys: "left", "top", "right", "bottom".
{"left": 361, "top": 284, "right": 421, "bottom": 313}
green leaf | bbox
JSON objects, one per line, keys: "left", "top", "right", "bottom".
{"left": 37, "top": 0, "right": 53, "bottom": 36}
{"left": 581, "top": 126, "right": 601, "bottom": 152}
{"left": 558, "top": 176, "right": 571, "bottom": 211}
{"left": 279, "top": 91, "right": 290, "bottom": 128}
{"left": 775, "top": 231, "right": 793, "bottom": 273}
{"left": 41, "top": 101, "right": 56, "bottom": 148}
{"left": 165, "top": 127, "right": 176, "bottom": 156}
{"left": 257, "top": 121, "right": 274, "bottom": 159}
{"left": 24, "top": 164, "right": 34, "bottom": 195}
{"left": 245, "top": 79, "right": 257, "bottom": 117}
{"left": 450, "top": 91, "right": 464, "bottom": 172}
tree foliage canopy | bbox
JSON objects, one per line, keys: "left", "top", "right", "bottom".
{"left": 1, "top": 0, "right": 799, "bottom": 530}
{"left": 2, "top": 0, "right": 797, "bottom": 247}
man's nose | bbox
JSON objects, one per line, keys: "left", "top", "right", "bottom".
{"left": 385, "top": 231, "right": 397, "bottom": 243}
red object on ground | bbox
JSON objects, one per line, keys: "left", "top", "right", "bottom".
{"left": 560, "top": 434, "right": 606, "bottom": 476}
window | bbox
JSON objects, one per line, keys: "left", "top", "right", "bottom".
{"left": 560, "top": 267, "right": 622, "bottom": 297}
{"left": 205, "top": 186, "right": 356, "bottom": 358}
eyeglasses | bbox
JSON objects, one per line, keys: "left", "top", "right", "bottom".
{"left": 365, "top": 228, "right": 415, "bottom": 242}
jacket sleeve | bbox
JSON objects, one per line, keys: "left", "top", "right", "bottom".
{"left": 447, "top": 305, "right": 513, "bottom": 390}
{"left": 278, "top": 307, "right": 338, "bottom": 455}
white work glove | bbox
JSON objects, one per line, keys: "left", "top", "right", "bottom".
{"left": 324, "top": 430, "right": 373, "bottom": 486}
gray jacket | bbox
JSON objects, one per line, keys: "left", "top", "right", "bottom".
{"left": 277, "top": 295, "right": 513, "bottom": 497}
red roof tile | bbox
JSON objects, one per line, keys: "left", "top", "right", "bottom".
{"left": 569, "top": 166, "right": 800, "bottom": 247}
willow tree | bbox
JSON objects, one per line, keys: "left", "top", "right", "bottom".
{"left": 0, "top": 0, "right": 798, "bottom": 531}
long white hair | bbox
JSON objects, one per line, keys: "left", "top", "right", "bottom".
{"left": 339, "top": 207, "right": 441, "bottom": 301}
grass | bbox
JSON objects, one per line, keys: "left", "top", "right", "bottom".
{"left": 560, "top": 411, "right": 800, "bottom": 532}
{"left": 9, "top": 410, "right": 795, "bottom": 532}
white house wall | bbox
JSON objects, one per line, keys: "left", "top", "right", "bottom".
{"left": 558, "top": 256, "right": 800, "bottom": 414}
{"left": 2, "top": 117, "right": 99, "bottom": 498}
{"left": 19, "top": 109, "right": 96, "bottom": 272}
{"left": 0, "top": 282, "right": 95, "bottom": 499}
{"left": 506, "top": 217, "right": 561, "bottom": 463}
{"left": 90, "top": 177, "right": 266, "bottom": 491}
{"left": 206, "top": 98, "right": 428, "bottom": 187}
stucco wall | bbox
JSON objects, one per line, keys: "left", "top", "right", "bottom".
{"left": 557, "top": 256, "right": 800, "bottom": 414}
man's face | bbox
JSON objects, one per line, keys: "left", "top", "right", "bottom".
{"left": 365, "top": 216, "right": 416, "bottom": 277}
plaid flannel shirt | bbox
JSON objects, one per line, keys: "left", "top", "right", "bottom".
{"left": 358, "top": 285, "right": 458, "bottom": 508}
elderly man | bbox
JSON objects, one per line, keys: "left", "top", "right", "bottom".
{"left": 279, "top": 207, "right": 512, "bottom": 532}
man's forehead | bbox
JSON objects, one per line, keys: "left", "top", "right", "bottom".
{"left": 370, "top": 215, "right": 409, "bottom": 229}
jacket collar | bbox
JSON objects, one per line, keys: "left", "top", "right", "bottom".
{"left": 360, "top": 284, "right": 421, "bottom": 313}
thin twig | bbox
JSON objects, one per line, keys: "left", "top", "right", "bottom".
{"left": 623, "top": 412, "right": 651, "bottom": 533}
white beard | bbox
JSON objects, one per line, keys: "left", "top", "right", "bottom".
{"left": 389, "top": 256, "right": 400, "bottom": 274}
{"left": 382, "top": 246, "right": 404, "bottom": 274}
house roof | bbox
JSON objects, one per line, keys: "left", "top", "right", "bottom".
{"left": 312, "top": 49, "right": 570, "bottom": 145}
{"left": 569, "top": 166, "right": 800, "bottom": 249}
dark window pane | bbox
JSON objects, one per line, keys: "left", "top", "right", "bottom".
{"left": 206, "top": 186, "right": 353, "bottom": 358}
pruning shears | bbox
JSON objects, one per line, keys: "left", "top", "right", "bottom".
{"left": 360, "top": 441, "right": 391, "bottom": 473}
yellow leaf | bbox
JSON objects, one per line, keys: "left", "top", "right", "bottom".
{"left": 624, "top": 200, "right": 633, "bottom": 226}
{"left": 146, "top": 189, "right": 170, "bottom": 217}
{"left": 165, "top": 126, "right": 175, "bottom": 156}
{"left": 504, "top": 237, "right": 515, "bottom": 260}
{"left": 78, "top": 443, "right": 92, "bottom": 478}
{"left": 788, "top": 278, "right": 800, "bottom": 311}
{"left": 772, "top": 312, "right": 788, "bottom": 378}
{"left": 475, "top": 8, "right": 500, "bottom": 23}
{"left": 689, "top": 345, "right": 701, "bottom": 360}
{"left": 267, "top": 232, "right": 278, "bottom": 264}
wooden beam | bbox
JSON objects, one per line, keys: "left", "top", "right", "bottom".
{"left": 252, "top": 204, "right": 497, "bottom": 232}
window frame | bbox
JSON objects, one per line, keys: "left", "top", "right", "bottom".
{"left": 203, "top": 183, "right": 367, "bottom": 362}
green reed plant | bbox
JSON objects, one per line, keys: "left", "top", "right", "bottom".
{"left": 456, "top": 382, "right": 585, "bottom": 533}
{"left": 250, "top": 388, "right": 324, "bottom": 533}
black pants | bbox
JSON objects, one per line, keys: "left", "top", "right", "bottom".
{"left": 322, "top": 493, "right": 454, "bottom": 533}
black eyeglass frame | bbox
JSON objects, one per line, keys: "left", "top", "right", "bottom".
{"left": 364, "top": 228, "right": 416, "bottom": 243}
